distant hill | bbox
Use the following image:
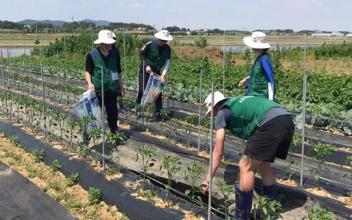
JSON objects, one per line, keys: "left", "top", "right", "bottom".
{"left": 18, "top": 19, "right": 111, "bottom": 27}
{"left": 81, "top": 19, "right": 110, "bottom": 26}
{"left": 18, "top": 19, "right": 65, "bottom": 27}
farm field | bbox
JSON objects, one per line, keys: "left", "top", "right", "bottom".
{"left": 0, "top": 32, "right": 351, "bottom": 219}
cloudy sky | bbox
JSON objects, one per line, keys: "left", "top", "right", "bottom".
{"left": 1, "top": 0, "right": 351, "bottom": 31}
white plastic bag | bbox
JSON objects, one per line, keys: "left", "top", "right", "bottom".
{"left": 72, "top": 90, "right": 103, "bottom": 128}
{"left": 141, "top": 73, "right": 165, "bottom": 105}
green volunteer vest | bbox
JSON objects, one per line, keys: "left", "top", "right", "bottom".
{"left": 248, "top": 56, "right": 268, "bottom": 98}
{"left": 224, "top": 96, "right": 279, "bottom": 139}
{"left": 145, "top": 40, "right": 169, "bottom": 74}
{"left": 90, "top": 48, "right": 119, "bottom": 93}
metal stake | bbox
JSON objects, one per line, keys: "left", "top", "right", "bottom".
{"left": 41, "top": 51, "right": 47, "bottom": 139}
{"left": 101, "top": 66, "right": 106, "bottom": 170}
{"left": 208, "top": 82, "right": 214, "bottom": 220}
{"left": 300, "top": 34, "right": 308, "bottom": 187}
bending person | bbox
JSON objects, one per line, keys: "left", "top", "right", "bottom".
{"left": 201, "top": 92, "right": 294, "bottom": 220}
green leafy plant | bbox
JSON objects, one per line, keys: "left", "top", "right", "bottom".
{"left": 217, "top": 180, "right": 235, "bottom": 219}
{"left": 68, "top": 117, "right": 79, "bottom": 147}
{"left": 307, "top": 206, "right": 334, "bottom": 220}
{"left": 292, "top": 134, "right": 303, "bottom": 147}
{"left": 136, "top": 145, "right": 156, "bottom": 189}
{"left": 32, "top": 149, "right": 46, "bottom": 163}
{"left": 184, "top": 161, "right": 203, "bottom": 200}
{"left": 252, "top": 196, "right": 282, "bottom": 220}
{"left": 107, "top": 131, "right": 127, "bottom": 146}
{"left": 7, "top": 135, "right": 21, "bottom": 148}
{"left": 88, "top": 187, "right": 103, "bottom": 204}
{"left": 87, "top": 127, "right": 102, "bottom": 147}
{"left": 53, "top": 111, "right": 66, "bottom": 144}
{"left": 66, "top": 173, "right": 79, "bottom": 187}
{"left": 77, "top": 142, "right": 88, "bottom": 158}
{"left": 312, "top": 143, "right": 335, "bottom": 180}
{"left": 51, "top": 159, "right": 63, "bottom": 172}
{"left": 195, "top": 37, "right": 208, "bottom": 48}
{"left": 160, "top": 155, "right": 181, "bottom": 202}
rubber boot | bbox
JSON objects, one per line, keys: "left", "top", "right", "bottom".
{"left": 234, "top": 184, "right": 253, "bottom": 220}
{"left": 263, "top": 184, "right": 277, "bottom": 201}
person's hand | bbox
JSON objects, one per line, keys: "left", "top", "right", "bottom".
{"left": 120, "top": 87, "right": 125, "bottom": 97}
{"left": 200, "top": 179, "right": 209, "bottom": 193}
{"left": 146, "top": 65, "right": 152, "bottom": 74}
{"left": 159, "top": 74, "right": 166, "bottom": 83}
{"left": 87, "top": 83, "right": 94, "bottom": 90}
{"left": 238, "top": 77, "right": 248, "bottom": 87}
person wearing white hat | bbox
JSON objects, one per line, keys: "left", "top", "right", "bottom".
{"left": 201, "top": 92, "right": 294, "bottom": 220}
{"left": 84, "top": 30, "right": 125, "bottom": 137}
{"left": 136, "top": 30, "right": 173, "bottom": 121}
{"left": 239, "top": 31, "right": 276, "bottom": 101}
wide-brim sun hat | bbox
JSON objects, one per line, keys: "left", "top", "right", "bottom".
{"left": 204, "top": 91, "right": 227, "bottom": 117}
{"left": 94, "top": 30, "right": 116, "bottom": 44}
{"left": 154, "top": 30, "right": 173, "bottom": 41}
{"left": 243, "top": 31, "right": 271, "bottom": 49}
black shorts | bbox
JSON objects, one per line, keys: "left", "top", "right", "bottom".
{"left": 244, "top": 115, "right": 295, "bottom": 162}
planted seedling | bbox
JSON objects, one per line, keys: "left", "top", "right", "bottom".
{"left": 87, "top": 127, "right": 102, "bottom": 147}
{"left": 107, "top": 131, "right": 127, "bottom": 147}
{"left": 159, "top": 108, "right": 170, "bottom": 132}
{"left": 68, "top": 117, "right": 79, "bottom": 147}
{"left": 184, "top": 161, "right": 203, "bottom": 201}
{"left": 217, "top": 180, "right": 235, "bottom": 219}
{"left": 292, "top": 134, "right": 303, "bottom": 147}
{"left": 136, "top": 145, "right": 156, "bottom": 190}
{"left": 7, "top": 135, "right": 21, "bottom": 148}
{"left": 88, "top": 187, "right": 103, "bottom": 205}
{"left": 307, "top": 205, "right": 334, "bottom": 220}
{"left": 53, "top": 111, "right": 67, "bottom": 145}
{"left": 77, "top": 142, "right": 88, "bottom": 158}
{"left": 312, "top": 143, "right": 335, "bottom": 181}
{"left": 160, "top": 155, "right": 181, "bottom": 203}
{"left": 252, "top": 196, "right": 282, "bottom": 220}
{"left": 66, "top": 172, "right": 79, "bottom": 187}
{"left": 51, "top": 159, "right": 63, "bottom": 172}
{"left": 32, "top": 149, "right": 46, "bottom": 163}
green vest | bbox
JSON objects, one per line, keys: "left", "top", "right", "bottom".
{"left": 145, "top": 40, "right": 169, "bottom": 74}
{"left": 224, "top": 96, "right": 279, "bottom": 139}
{"left": 90, "top": 48, "right": 119, "bottom": 93}
{"left": 248, "top": 55, "right": 268, "bottom": 98}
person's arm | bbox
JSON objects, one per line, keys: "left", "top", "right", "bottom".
{"left": 261, "top": 56, "right": 275, "bottom": 100}
{"left": 238, "top": 76, "right": 250, "bottom": 87}
{"left": 201, "top": 128, "right": 225, "bottom": 192}
{"left": 159, "top": 59, "right": 170, "bottom": 83}
{"left": 116, "top": 49, "right": 125, "bottom": 96}
{"left": 85, "top": 53, "right": 94, "bottom": 90}
{"left": 140, "top": 41, "right": 152, "bottom": 74}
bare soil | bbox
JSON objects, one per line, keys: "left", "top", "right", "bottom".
{"left": 0, "top": 132, "right": 127, "bottom": 220}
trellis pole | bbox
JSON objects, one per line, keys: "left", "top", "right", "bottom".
{"left": 41, "top": 47, "right": 47, "bottom": 139}
{"left": 222, "top": 30, "right": 226, "bottom": 95}
{"left": 207, "top": 82, "right": 214, "bottom": 220}
{"left": 300, "top": 34, "right": 308, "bottom": 187}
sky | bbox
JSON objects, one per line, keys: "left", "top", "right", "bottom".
{"left": 1, "top": 0, "right": 351, "bottom": 32}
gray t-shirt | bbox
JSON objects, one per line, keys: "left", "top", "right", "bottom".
{"left": 215, "top": 107, "right": 290, "bottom": 130}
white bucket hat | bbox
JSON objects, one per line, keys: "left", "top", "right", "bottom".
{"left": 204, "top": 91, "right": 227, "bottom": 117}
{"left": 243, "top": 31, "right": 271, "bottom": 49}
{"left": 94, "top": 30, "right": 116, "bottom": 45}
{"left": 154, "top": 30, "right": 173, "bottom": 41}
